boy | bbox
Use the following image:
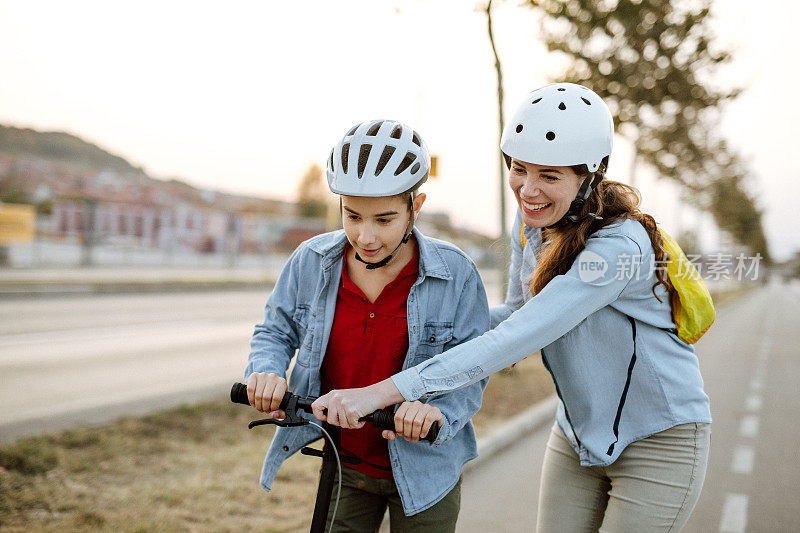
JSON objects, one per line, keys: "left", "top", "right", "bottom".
{"left": 245, "top": 120, "right": 489, "bottom": 532}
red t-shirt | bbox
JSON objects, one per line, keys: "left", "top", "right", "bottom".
{"left": 320, "top": 245, "right": 419, "bottom": 479}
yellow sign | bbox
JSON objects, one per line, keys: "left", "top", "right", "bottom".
{"left": 0, "top": 203, "right": 36, "bottom": 244}
{"left": 429, "top": 154, "right": 439, "bottom": 178}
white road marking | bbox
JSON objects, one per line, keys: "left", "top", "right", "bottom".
{"left": 744, "top": 394, "right": 762, "bottom": 412}
{"left": 719, "top": 493, "right": 748, "bottom": 533}
{"left": 739, "top": 415, "right": 760, "bottom": 438}
{"left": 731, "top": 445, "right": 754, "bottom": 474}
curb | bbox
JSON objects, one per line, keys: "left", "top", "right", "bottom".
{"left": 464, "top": 395, "right": 558, "bottom": 473}
{"left": 0, "top": 280, "right": 275, "bottom": 297}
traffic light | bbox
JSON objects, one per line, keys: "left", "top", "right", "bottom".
{"left": 429, "top": 155, "right": 438, "bottom": 178}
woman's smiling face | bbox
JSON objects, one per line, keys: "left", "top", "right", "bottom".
{"left": 508, "top": 159, "right": 583, "bottom": 228}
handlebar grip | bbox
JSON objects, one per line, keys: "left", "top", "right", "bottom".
{"left": 230, "top": 383, "right": 294, "bottom": 410}
{"left": 363, "top": 409, "right": 439, "bottom": 443}
{"left": 230, "top": 382, "right": 249, "bottom": 405}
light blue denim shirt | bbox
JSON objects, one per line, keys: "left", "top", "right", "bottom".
{"left": 394, "top": 212, "right": 711, "bottom": 467}
{"left": 245, "top": 227, "right": 490, "bottom": 515}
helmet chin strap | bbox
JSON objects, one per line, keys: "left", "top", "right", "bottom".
{"left": 355, "top": 212, "right": 415, "bottom": 271}
{"left": 547, "top": 173, "right": 604, "bottom": 229}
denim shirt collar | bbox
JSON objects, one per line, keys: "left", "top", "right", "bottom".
{"left": 306, "top": 227, "right": 452, "bottom": 281}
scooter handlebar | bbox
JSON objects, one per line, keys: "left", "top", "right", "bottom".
{"left": 230, "top": 382, "right": 439, "bottom": 443}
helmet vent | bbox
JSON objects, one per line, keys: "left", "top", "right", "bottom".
{"left": 515, "top": 124, "right": 523, "bottom": 133}
{"left": 581, "top": 97, "right": 591, "bottom": 105}
{"left": 412, "top": 132, "right": 421, "bottom": 147}
{"left": 558, "top": 102, "right": 566, "bottom": 110}
{"left": 546, "top": 131, "right": 556, "bottom": 141}
{"left": 532, "top": 98, "right": 542, "bottom": 104}
{"left": 341, "top": 143, "right": 350, "bottom": 173}
{"left": 410, "top": 162, "right": 421, "bottom": 174}
{"left": 357, "top": 144, "right": 372, "bottom": 178}
{"left": 395, "top": 152, "right": 417, "bottom": 175}
{"left": 366, "top": 121, "right": 382, "bottom": 136}
{"left": 375, "top": 145, "right": 396, "bottom": 176}
{"left": 329, "top": 149, "right": 335, "bottom": 172}
{"left": 557, "top": 88, "right": 566, "bottom": 91}
{"left": 390, "top": 125, "right": 403, "bottom": 139}
{"left": 346, "top": 125, "right": 359, "bottom": 136}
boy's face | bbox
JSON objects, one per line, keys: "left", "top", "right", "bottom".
{"left": 341, "top": 193, "right": 424, "bottom": 264}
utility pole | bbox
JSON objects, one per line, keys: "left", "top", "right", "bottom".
{"left": 485, "top": 0, "right": 510, "bottom": 291}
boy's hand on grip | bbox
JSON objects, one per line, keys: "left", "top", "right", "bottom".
{"left": 386, "top": 401, "right": 443, "bottom": 443}
{"left": 246, "top": 372, "right": 287, "bottom": 418}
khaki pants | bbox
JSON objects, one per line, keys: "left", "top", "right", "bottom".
{"left": 537, "top": 422, "right": 710, "bottom": 532}
{"left": 324, "top": 466, "right": 461, "bottom": 533}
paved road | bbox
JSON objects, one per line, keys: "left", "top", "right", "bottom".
{"left": 0, "top": 290, "right": 270, "bottom": 442}
{"left": 457, "top": 281, "right": 800, "bottom": 532}
{"left": 0, "top": 271, "right": 506, "bottom": 443}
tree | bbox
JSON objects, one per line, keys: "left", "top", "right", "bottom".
{"left": 529, "top": 0, "right": 736, "bottom": 176}
{"left": 0, "top": 172, "right": 33, "bottom": 205}
{"left": 296, "top": 163, "right": 328, "bottom": 219}
{"left": 527, "top": 0, "right": 770, "bottom": 258}
{"left": 704, "top": 148, "right": 771, "bottom": 261}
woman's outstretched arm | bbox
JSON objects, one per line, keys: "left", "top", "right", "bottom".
{"left": 313, "top": 231, "right": 642, "bottom": 426}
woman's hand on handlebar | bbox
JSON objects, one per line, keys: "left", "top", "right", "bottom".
{"left": 382, "top": 401, "right": 443, "bottom": 443}
{"left": 310, "top": 387, "right": 369, "bottom": 429}
{"left": 246, "top": 372, "right": 287, "bottom": 418}
{"left": 311, "top": 378, "right": 406, "bottom": 429}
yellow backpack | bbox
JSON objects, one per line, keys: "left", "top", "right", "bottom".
{"left": 519, "top": 225, "right": 715, "bottom": 344}
{"left": 657, "top": 228, "right": 715, "bottom": 343}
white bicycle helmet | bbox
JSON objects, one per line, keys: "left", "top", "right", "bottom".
{"left": 501, "top": 83, "right": 614, "bottom": 226}
{"left": 327, "top": 119, "right": 430, "bottom": 197}
{"left": 501, "top": 83, "right": 613, "bottom": 172}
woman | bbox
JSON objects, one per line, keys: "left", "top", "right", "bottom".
{"left": 244, "top": 119, "right": 490, "bottom": 532}
{"left": 311, "top": 84, "right": 712, "bottom": 532}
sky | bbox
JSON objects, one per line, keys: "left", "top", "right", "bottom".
{"left": 0, "top": 0, "right": 798, "bottom": 260}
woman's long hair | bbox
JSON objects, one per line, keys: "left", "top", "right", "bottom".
{"left": 529, "top": 170, "right": 674, "bottom": 302}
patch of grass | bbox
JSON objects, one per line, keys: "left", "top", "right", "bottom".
{"left": 0, "top": 357, "right": 553, "bottom": 532}
{"left": 49, "top": 428, "right": 101, "bottom": 449}
{"left": 0, "top": 438, "right": 58, "bottom": 474}
{"left": 74, "top": 510, "right": 107, "bottom": 528}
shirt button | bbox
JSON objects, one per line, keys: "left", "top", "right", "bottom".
{"left": 282, "top": 446, "right": 289, "bottom": 452}
{"left": 369, "top": 313, "right": 375, "bottom": 318}
{"left": 429, "top": 336, "right": 436, "bottom": 343}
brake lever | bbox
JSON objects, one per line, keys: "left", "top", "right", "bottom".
{"left": 248, "top": 393, "right": 309, "bottom": 429}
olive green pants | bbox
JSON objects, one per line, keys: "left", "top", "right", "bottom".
{"left": 537, "top": 422, "right": 711, "bottom": 532}
{"left": 324, "top": 466, "right": 462, "bottom": 532}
